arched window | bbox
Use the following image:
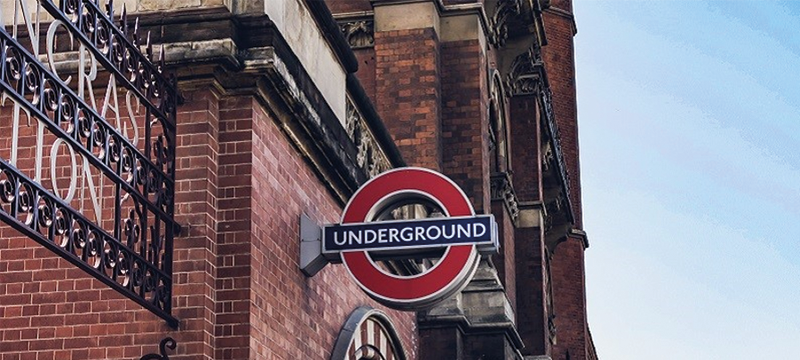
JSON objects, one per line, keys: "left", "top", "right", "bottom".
{"left": 331, "top": 307, "right": 408, "bottom": 360}
{"left": 488, "top": 69, "right": 510, "bottom": 174}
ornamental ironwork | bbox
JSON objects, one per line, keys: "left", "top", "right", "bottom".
{"left": 0, "top": 0, "right": 178, "bottom": 326}
{"left": 140, "top": 337, "right": 177, "bottom": 360}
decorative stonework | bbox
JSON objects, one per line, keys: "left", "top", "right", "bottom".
{"left": 543, "top": 193, "right": 566, "bottom": 231}
{"left": 488, "top": 0, "right": 523, "bottom": 48}
{"left": 506, "top": 44, "right": 574, "bottom": 226}
{"left": 489, "top": 69, "right": 511, "bottom": 173}
{"left": 540, "top": 86, "right": 573, "bottom": 215}
{"left": 345, "top": 97, "right": 391, "bottom": 178}
{"left": 506, "top": 43, "right": 544, "bottom": 96}
{"left": 542, "top": 143, "right": 554, "bottom": 173}
{"left": 490, "top": 172, "right": 520, "bottom": 224}
{"left": 340, "top": 20, "right": 375, "bottom": 49}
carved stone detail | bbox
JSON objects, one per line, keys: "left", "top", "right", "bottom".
{"left": 346, "top": 97, "right": 391, "bottom": 178}
{"left": 490, "top": 172, "right": 520, "bottom": 225}
{"left": 506, "top": 45, "right": 574, "bottom": 227}
{"left": 488, "top": 0, "right": 522, "bottom": 48}
{"left": 542, "top": 192, "right": 567, "bottom": 233}
{"left": 340, "top": 20, "right": 375, "bottom": 49}
{"left": 506, "top": 43, "right": 544, "bottom": 96}
{"left": 542, "top": 143, "right": 554, "bottom": 173}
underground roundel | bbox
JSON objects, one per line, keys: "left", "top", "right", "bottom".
{"left": 322, "top": 167, "right": 499, "bottom": 310}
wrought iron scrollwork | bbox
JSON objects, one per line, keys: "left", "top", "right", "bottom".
{"left": 140, "top": 337, "right": 177, "bottom": 360}
{"left": 0, "top": 0, "right": 178, "bottom": 326}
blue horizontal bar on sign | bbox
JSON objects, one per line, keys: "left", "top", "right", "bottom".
{"left": 323, "top": 215, "right": 496, "bottom": 254}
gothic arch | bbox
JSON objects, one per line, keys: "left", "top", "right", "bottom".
{"left": 330, "top": 307, "right": 408, "bottom": 360}
{"left": 489, "top": 69, "right": 511, "bottom": 173}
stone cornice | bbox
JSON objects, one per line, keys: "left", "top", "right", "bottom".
{"left": 418, "top": 258, "right": 525, "bottom": 354}
{"left": 371, "top": 0, "right": 493, "bottom": 43}
{"left": 132, "top": 8, "right": 402, "bottom": 204}
{"left": 302, "top": 0, "right": 360, "bottom": 73}
{"left": 570, "top": 228, "right": 589, "bottom": 249}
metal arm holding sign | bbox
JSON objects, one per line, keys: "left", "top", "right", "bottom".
{"left": 299, "top": 167, "right": 500, "bottom": 310}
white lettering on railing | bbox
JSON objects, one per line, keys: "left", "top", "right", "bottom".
{"left": 1, "top": 2, "right": 143, "bottom": 227}
{"left": 49, "top": 138, "right": 78, "bottom": 202}
{"left": 47, "top": 20, "right": 74, "bottom": 85}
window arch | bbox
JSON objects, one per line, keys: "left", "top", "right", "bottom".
{"left": 488, "top": 69, "right": 510, "bottom": 174}
{"left": 330, "top": 307, "right": 408, "bottom": 360}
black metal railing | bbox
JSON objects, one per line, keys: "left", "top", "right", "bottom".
{"left": 0, "top": 0, "right": 178, "bottom": 326}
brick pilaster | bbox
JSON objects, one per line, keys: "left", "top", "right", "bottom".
{"left": 215, "top": 95, "right": 254, "bottom": 359}
{"left": 541, "top": 5, "right": 581, "bottom": 228}
{"left": 374, "top": 28, "right": 442, "bottom": 171}
{"left": 550, "top": 236, "right": 587, "bottom": 360}
{"left": 441, "top": 39, "right": 490, "bottom": 213}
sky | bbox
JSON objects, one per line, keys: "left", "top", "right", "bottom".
{"left": 575, "top": 0, "right": 800, "bottom": 358}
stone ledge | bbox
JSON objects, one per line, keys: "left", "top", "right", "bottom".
{"left": 418, "top": 258, "right": 525, "bottom": 356}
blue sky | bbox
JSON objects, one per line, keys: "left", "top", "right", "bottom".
{"left": 575, "top": 1, "right": 800, "bottom": 358}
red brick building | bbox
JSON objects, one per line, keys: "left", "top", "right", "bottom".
{"left": 0, "top": 0, "right": 595, "bottom": 359}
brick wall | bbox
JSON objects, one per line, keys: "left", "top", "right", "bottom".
{"left": 0, "top": 87, "right": 221, "bottom": 360}
{"left": 541, "top": 3, "right": 593, "bottom": 359}
{"left": 542, "top": 9, "right": 582, "bottom": 229}
{"left": 0, "top": 88, "right": 419, "bottom": 360}
{"left": 550, "top": 236, "right": 586, "bottom": 360}
{"left": 510, "top": 95, "right": 543, "bottom": 202}
{"left": 490, "top": 201, "right": 516, "bottom": 312}
{"left": 374, "top": 29, "right": 442, "bottom": 172}
{"left": 514, "top": 225, "right": 549, "bottom": 356}
{"left": 441, "top": 40, "right": 490, "bottom": 214}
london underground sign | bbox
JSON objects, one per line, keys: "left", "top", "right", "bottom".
{"left": 302, "top": 167, "right": 498, "bottom": 310}
{"left": 323, "top": 215, "right": 495, "bottom": 253}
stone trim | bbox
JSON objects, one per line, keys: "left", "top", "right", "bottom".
{"left": 570, "top": 228, "right": 589, "bottom": 249}
{"left": 504, "top": 44, "right": 574, "bottom": 227}
{"left": 418, "top": 258, "right": 526, "bottom": 356}
{"left": 135, "top": 8, "right": 404, "bottom": 203}
{"left": 346, "top": 74, "right": 406, "bottom": 170}
{"left": 302, "top": 0, "right": 360, "bottom": 73}
{"left": 487, "top": 0, "right": 522, "bottom": 48}
{"left": 372, "top": 0, "right": 493, "bottom": 46}
{"left": 340, "top": 19, "right": 375, "bottom": 49}
{"left": 517, "top": 201, "right": 543, "bottom": 229}
{"left": 345, "top": 96, "right": 392, "bottom": 178}
{"left": 490, "top": 172, "right": 520, "bottom": 226}
{"left": 374, "top": 1, "right": 441, "bottom": 35}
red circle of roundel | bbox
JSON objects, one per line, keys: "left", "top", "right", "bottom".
{"left": 341, "top": 167, "right": 476, "bottom": 303}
